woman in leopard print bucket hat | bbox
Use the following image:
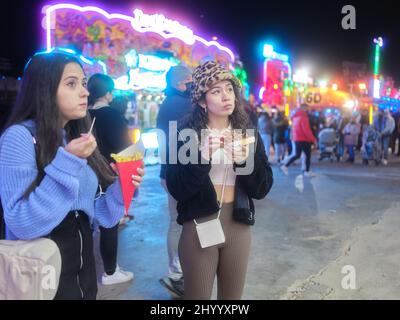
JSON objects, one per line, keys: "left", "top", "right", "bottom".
{"left": 190, "top": 60, "right": 242, "bottom": 105}
{"left": 166, "top": 61, "right": 273, "bottom": 299}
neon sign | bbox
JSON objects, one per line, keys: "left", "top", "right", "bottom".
{"left": 114, "top": 52, "right": 179, "bottom": 91}
{"left": 372, "top": 37, "right": 383, "bottom": 99}
{"left": 261, "top": 43, "right": 292, "bottom": 106}
{"left": 44, "top": 3, "right": 235, "bottom": 61}
{"left": 373, "top": 79, "right": 381, "bottom": 99}
{"left": 114, "top": 69, "right": 168, "bottom": 91}
{"left": 124, "top": 50, "right": 177, "bottom": 72}
{"left": 132, "top": 9, "right": 194, "bottom": 44}
{"left": 139, "top": 54, "right": 177, "bottom": 72}
{"left": 263, "top": 44, "right": 289, "bottom": 62}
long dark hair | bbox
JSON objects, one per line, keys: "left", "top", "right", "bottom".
{"left": 3, "top": 51, "right": 115, "bottom": 196}
{"left": 182, "top": 81, "right": 251, "bottom": 137}
{"left": 87, "top": 73, "right": 114, "bottom": 106}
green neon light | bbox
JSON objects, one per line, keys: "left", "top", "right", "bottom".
{"left": 374, "top": 44, "right": 380, "bottom": 75}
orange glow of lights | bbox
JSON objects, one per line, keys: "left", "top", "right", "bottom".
{"left": 358, "top": 83, "right": 367, "bottom": 90}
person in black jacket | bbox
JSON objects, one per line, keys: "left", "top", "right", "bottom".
{"left": 88, "top": 74, "right": 141, "bottom": 286}
{"left": 156, "top": 65, "right": 192, "bottom": 297}
{"left": 166, "top": 61, "right": 273, "bottom": 300}
{"left": 272, "top": 111, "right": 289, "bottom": 164}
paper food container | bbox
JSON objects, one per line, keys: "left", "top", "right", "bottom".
{"left": 110, "top": 140, "right": 145, "bottom": 214}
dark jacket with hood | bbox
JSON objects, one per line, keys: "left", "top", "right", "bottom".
{"left": 165, "top": 127, "right": 273, "bottom": 225}
{"left": 272, "top": 116, "right": 289, "bottom": 144}
{"left": 156, "top": 87, "right": 192, "bottom": 179}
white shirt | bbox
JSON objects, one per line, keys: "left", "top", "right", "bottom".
{"left": 203, "top": 125, "right": 236, "bottom": 186}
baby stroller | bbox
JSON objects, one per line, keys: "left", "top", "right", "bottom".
{"left": 318, "top": 127, "right": 340, "bottom": 162}
{"left": 362, "top": 125, "right": 381, "bottom": 165}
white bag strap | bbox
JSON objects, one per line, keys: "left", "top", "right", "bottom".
{"left": 194, "top": 166, "right": 228, "bottom": 225}
{"left": 217, "top": 166, "right": 229, "bottom": 218}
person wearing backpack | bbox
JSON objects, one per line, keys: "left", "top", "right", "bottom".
{"left": 0, "top": 51, "right": 144, "bottom": 299}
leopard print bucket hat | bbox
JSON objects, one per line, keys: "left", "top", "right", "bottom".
{"left": 191, "top": 61, "right": 242, "bottom": 104}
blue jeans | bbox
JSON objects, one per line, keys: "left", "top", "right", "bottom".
{"left": 346, "top": 144, "right": 355, "bottom": 161}
{"left": 381, "top": 135, "right": 390, "bottom": 160}
{"left": 274, "top": 143, "right": 286, "bottom": 162}
{"left": 161, "top": 179, "right": 183, "bottom": 279}
{"left": 260, "top": 133, "right": 271, "bottom": 158}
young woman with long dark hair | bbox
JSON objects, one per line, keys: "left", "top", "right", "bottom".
{"left": 0, "top": 51, "right": 144, "bottom": 299}
{"left": 166, "top": 61, "right": 273, "bottom": 299}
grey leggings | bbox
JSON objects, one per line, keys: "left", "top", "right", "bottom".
{"left": 179, "top": 202, "right": 251, "bottom": 300}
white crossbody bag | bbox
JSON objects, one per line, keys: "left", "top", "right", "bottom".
{"left": 194, "top": 167, "right": 228, "bottom": 249}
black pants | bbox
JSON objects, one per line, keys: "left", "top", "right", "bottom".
{"left": 99, "top": 223, "right": 119, "bottom": 275}
{"left": 285, "top": 141, "right": 312, "bottom": 172}
{"left": 49, "top": 211, "right": 97, "bottom": 300}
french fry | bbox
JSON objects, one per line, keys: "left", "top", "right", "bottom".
{"left": 110, "top": 140, "right": 145, "bottom": 214}
{"left": 111, "top": 152, "right": 143, "bottom": 163}
{"left": 110, "top": 139, "right": 145, "bottom": 162}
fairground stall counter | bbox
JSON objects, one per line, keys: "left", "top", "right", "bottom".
{"left": 42, "top": 3, "right": 248, "bottom": 162}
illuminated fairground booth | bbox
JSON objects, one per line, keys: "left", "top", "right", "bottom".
{"left": 259, "top": 44, "right": 293, "bottom": 116}
{"left": 42, "top": 3, "right": 248, "bottom": 155}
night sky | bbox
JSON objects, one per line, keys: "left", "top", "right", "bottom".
{"left": 1, "top": 0, "right": 400, "bottom": 91}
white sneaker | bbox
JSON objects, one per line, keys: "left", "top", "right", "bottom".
{"left": 101, "top": 265, "right": 134, "bottom": 285}
{"left": 294, "top": 174, "right": 304, "bottom": 192}
{"left": 304, "top": 171, "right": 317, "bottom": 177}
{"left": 382, "top": 159, "right": 388, "bottom": 165}
{"left": 280, "top": 165, "right": 289, "bottom": 176}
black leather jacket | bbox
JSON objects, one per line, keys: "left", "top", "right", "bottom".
{"left": 166, "top": 128, "right": 273, "bottom": 225}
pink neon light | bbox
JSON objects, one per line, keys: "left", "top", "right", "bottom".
{"left": 45, "top": 3, "right": 235, "bottom": 61}
{"left": 263, "top": 60, "right": 268, "bottom": 86}
{"left": 46, "top": 7, "right": 51, "bottom": 50}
